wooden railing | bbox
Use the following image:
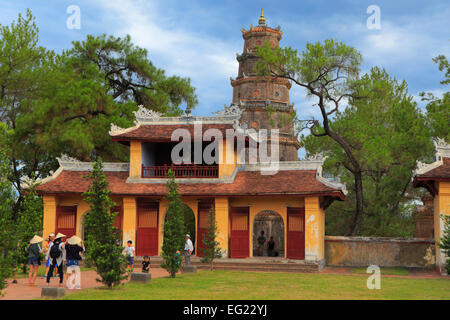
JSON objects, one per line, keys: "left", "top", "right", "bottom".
{"left": 141, "top": 164, "right": 219, "bottom": 178}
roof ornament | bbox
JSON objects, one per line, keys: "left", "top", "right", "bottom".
{"left": 109, "top": 123, "right": 127, "bottom": 135}
{"left": 133, "top": 105, "right": 162, "bottom": 121}
{"left": 304, "top": 153, "right": 326, "bottom": 162}
{"left": 258, "top": 9, "right": 266, "bottom": 26}
{"left": 434, "top": 137, "right": 450, "bottom": 159}
{"left": 57, "top": 154, "right": 80, "bottom": 163}
{"left": 213, "top": 103, "right": 243, "bottom": 117}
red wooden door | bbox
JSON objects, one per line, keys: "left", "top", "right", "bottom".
{"left": 56, "top": 206, "right": 77, "bottom": 238}
{"left": 112, "top": 206, "right": 123, "bottom": 240}
{"left": 230, "top": 207, "right": 249, "bottom": 258}
{"left": 197, "top": 202, "right": 213, "bottom": 257}
{"left": 137, "top": 201, "right": 159, "bottom": 256}
{"left": 286, "top": 208, "right": 305, "bottom": 260}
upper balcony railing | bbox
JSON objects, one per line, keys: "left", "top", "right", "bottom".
{"left": 141, "top": 164, "right": 219, "bottom": 179}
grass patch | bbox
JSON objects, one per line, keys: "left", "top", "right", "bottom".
{"left": 62, "top": 270, "right": 450, "bottom": 300}
{"left": 14, "top": 266, "right": 94, "bottom": 279}
{"left": 352, "top": 267, "right": 410, "bottom": 276}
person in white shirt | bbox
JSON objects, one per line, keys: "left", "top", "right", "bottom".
{"left": 184, "top": 234, "right": 194, "bottom": 266}
{"left": 123, "top": 240, "right": 135, "bottom": 272}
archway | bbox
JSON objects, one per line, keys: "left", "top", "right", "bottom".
{"left": 253, "top": 210, "right": 285, "bottom": 257}
{"left": 181, "top": 203, "right": 196, "bottom": 254}
{"left": 163, "top": 203, "right": 196, "bottom": 255}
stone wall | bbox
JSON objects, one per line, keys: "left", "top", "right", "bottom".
{"left": 325, "top": 236, "right": 435, "bottom": 269}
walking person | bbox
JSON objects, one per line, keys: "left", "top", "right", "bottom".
{"left": 184, "top": 234, "right": 193, "bottom": 266}
{"left": 26, "top": 235, "right": 43, "bottom": 286}
{"left": 43, "top": 233, "right": 55, "bottom": 278}
{"left": 65, "top": 236, "right": 85, "bottom": 290}
{"left": 46, "top": 233, "right": 66, "bottom": 287}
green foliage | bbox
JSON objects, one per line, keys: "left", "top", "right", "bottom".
{"left": 200, "top": 208, "right": 222, "bottom": 270}
{"left": 0, "top": 10, "right": 198, "bottom": 217}
{"left": 0, "top": 127, "right": 17, "bottom": 292}
{"left": 161, "top": 170, "right": 185, "bottom": 277}
{"left": 439, "top": 215, "right": 450, "bottom": 274}
{"left": 16, "top": 182, "right": 43, "bottom": 273}
{"left": 82, "top": 158, "right": 128, "bottom": 288}
{"left": 421, "top": 55, "right": 450, "bottom": 142}
{"left": 303, "top": 67, "right": 433, "bottom": 236}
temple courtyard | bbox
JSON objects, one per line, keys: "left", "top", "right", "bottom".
{"left": 2, "top": 268, "right": 448, "bottom": 300}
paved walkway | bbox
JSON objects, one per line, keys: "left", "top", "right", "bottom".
{"left": 0, "top": 267, "right": 171, "bottom": 300}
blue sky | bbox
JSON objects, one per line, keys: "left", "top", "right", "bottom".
{"left": 1, "top": 0, "right": 449, "bottom": 121}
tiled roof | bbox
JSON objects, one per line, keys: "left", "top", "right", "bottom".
{"left": 111, "top": 124, "right": 236, "bottom": 141}
{"left": 414, "top": 157, "right": 450, "bottom": 180}
{"left": 36, "top": 169, "right": 344, "bottom": 199}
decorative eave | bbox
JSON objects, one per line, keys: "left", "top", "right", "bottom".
{"left": 414, "top": 138, "right": 450, "bottom": 176}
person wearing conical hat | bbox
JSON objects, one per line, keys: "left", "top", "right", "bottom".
{"left": 65, "top": 236, "right": 85, "bottom": 290}
{"left": 26, "top": 235, "right": 43, "bottom": 286}
{"left": 46, "top": 233, "right": 66, "bottom": 287}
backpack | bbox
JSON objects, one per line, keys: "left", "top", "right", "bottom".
{"left": 50, "top": 242, "right": 61, "bottom": 260}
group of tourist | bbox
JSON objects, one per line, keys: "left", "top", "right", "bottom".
{"left": 19, "top": 232, "right": 195, "bottom": 289}
{"left": 25, "top": 232, "right": 85, "bottom": 289}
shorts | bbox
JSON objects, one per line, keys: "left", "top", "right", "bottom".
{"left": 126, "top": 257, "right": 134, "bottom": 265}
{"left": 28, "top": 257, "right": 39, "bottom": 266}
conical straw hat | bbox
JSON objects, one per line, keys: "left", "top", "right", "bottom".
{"left": 30, "top": 235, "right": 43, "bottom": 244}
{"left": 55, "top": 233, "right": 66, "bottom": 240}
{"left": 67, "top": 235, "right": 82, "bottom": 245}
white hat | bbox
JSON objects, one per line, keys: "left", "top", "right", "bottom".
{"left": 30, "top": 235, "right": 43, "bottom": 244}
{"left": 55, "top": 233, "right": 66, "bottom": 240}
{"left": 186, "top": 234, "right": 190, "bottom": 238}
{"left": 49, "top": 232, "right": 55, "bottom": 237}
{"left": 67, "top": 235, "right": 82, "bottom": 245}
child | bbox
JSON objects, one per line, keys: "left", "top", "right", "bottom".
{"left": 142, "top": 255, "right": 150, "bottom": 273}
{"left": 123, "top": 240, "right": 135, "bottom": 272}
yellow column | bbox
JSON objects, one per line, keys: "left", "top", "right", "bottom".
{"left": 304, "top": 197, "right": 325, "bottom": 262}
{"left": 43, "top": 196, "right": 57, "bottom": 239}
{"left": 436, "top": 182, "right": 450, "bottom": 274}
{"left": 76, "top": 200, "right": 90, "bottom": 238}
{"left": 218, "top": 139, "right": 236, "bottom": 178}
{"left": 129, "top": 141, "right": 142, "bottom": 178}
{"left": 215, "top": 197, "right": 229, "bottom": 258}
{"left": 159, "top": 200, "right": 168, "bottom": 256}
{"left": 122, "top": 197, "right": 137, "bottom": 245}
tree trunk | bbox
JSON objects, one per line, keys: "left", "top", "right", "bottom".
{"left": 347, "top": 170, "right": 364, "bottom": 235}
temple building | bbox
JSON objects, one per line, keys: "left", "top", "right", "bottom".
{"left": 36, "top": 12, "right": 346, "bottom": 269}
{"left": 413, "top": 138, "right": 450, "bottom": 275}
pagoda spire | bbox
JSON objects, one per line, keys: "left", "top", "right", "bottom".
{"left": 258, "top": 9, "right": 266, "bottom": 26}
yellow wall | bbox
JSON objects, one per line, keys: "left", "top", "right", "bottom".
{"left": 230, "top": 196, "right": 305, "bottom": 257}
{"left": 129, "top": 141, "right": 142, "bottom": 178}
{"left": 42, "top": 196, "right": 57, "bottom": 240}
{"left": 122, "top": 197, "right": 137, "bottom": 244}
{"left": 435, "top": 181, "right": 450, "bottom": 272}
{"left": 305, "top": 197, "right": 325, "bottom": 262}
{"left": 215, "top": 197, "right": 230, "bottom": 257}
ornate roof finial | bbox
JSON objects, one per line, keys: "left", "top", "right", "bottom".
{"left": 258, "top": 9, "right": 266, "bottom": 26}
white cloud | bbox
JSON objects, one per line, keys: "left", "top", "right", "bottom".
{"left": 94, "top": 0, "right": 239, "bottom": 115}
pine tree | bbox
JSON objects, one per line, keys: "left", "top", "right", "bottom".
{"left": 0, "top": 136, "right": 17, "bottom": 292}
{"left": 439, "top": 214, "right": 450, "bottom": 274}
{"left": 82, "top": 158, "right": 128, "bottom": 288}
{"left": 200, "top": 207, "right": 222, "bottom": 270}
{"left": 161, "top": 170, "right": 185, "bottom": 278}
{"left": 16, "top": 182, "right": 43, "bottom": 273}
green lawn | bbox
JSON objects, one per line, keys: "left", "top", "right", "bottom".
{"left": 15, "top": 266, "right": 93, "bottom": 279}
{"left": 62, "top": 270, "right": 450, "bottom": 300}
